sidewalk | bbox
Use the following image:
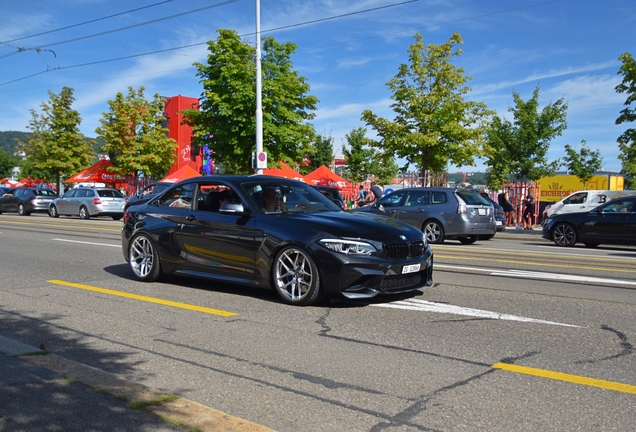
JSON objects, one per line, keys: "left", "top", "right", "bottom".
{"left": 495, "top": 225, "right": 546, "bottom": 241}
{"left": 0, "top": 335, "right": 274, "bottom": 432}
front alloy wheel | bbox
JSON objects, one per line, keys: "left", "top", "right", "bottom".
{"left": 423, "top": 220, "right": 445, "bottom": 244}
{"left": 18, "top": 203, "right": 28, "bottom": 216}
{"left": 49, "top": 205, "right": 59, "bottom": 218}
{"left": 273, "top": 247, "right": 322, "bottom": 306}
{"left": 553, "top": 222, "right": 577, "bottom": 247}
{"left": 129, "top": 234, "right": 162, "bottom": 282}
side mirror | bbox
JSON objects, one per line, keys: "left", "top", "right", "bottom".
{"left": 220, "top": 203, "right": 247, "bottom": 214}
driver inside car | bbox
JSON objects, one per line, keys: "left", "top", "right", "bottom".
{"left": 262, "top": 187, "right": 287, "bottom": 213}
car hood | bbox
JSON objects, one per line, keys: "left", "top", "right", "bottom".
{"left": 276, "top": 210, "right": 422, "bottom": 243}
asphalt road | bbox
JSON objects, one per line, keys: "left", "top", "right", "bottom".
{"left": 1, "top": 214, "right": 635, "bottom": 431}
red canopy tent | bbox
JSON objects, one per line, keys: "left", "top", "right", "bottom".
{"left": 65, "top": 160, "right": 126, "bottom": 184}
{"left": 160, "top": 165, "right": 201, "bottom": 183}
{"left": 263, "top": 163, "right": 305, "bottom": 181}
{"left": 304, "top": 165, "right": 352, "bottom": 190}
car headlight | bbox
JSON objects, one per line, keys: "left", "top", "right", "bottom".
{"left": 318, "top": 239, "right": 377, "bottom": 255}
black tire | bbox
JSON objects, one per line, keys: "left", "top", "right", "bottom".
{"left": 128, "top": 234, "right": 162, "bottom": 282}
{"left": 18, "top": 203, "right": 30, "bottom": 216}
{"left": 272, "top": 246, "right": 323, "bottom": 306}
{"left": 552, "top": 222, "right": 577, "bottom": 247}
{"left": 49, "top": 205, "right": 59, "bottom": 218}
{"left": 478, "top": 234, "right": 495, "bottom": 240}
{"left": 423, "top": 220, "right": 445, "bottom": 244}
{"left": 458, "top": 236, "right": 478, "bottom": 245}
{"left": 79, "top": 205, "right": 90, "bottom": 219}
{"left": 583, "top": 243, "right": 599, "bottom": 248}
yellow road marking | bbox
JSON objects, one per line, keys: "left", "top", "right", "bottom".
{"left": 435, "top": 255, "right": 636, "bottom": 274}
{"left": 492, "top": 362, "right": 636, "bottom": 394}
{"left": 0, "top": 219, "right": 120, "bottom": 232}
{"left": 48, "top": 280, "right": 237, "bottom": 317}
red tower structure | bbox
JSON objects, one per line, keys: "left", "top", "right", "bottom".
{"left": 163, "top": 95, "right": 205, "bottom": 175}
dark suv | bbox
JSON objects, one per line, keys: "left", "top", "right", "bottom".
{"left": 312, "top": 185, "right": 345, "bottom": 210}
{"left": 124, "top": 182, "right": 172, "bottom": 210}
{"left": 354, "top": 187, "right": 496, "bottom": 244}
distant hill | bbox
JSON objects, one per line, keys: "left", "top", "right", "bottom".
{"left": 0, "top": 131, "right": 28, "bottom": 154}
{"left": 0, "top": 131, "right": 104, "bottom": 154}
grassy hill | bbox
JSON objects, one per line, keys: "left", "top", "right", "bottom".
{"left": 0, "top": 131, "right": 104, "bottom": 155}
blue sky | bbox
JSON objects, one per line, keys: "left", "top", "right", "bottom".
{"left": 1, "top": 0, "right": 634, "bottom": 173}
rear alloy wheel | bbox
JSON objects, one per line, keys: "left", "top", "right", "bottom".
{"left": 18, "top": 203, "right": 29, "bottom": 216}
{"left": 553, "top": 222, "right": 577, "bottom": 247}
{"left": 79, "top": 205, "right": 90, "bottom": 219}
{"left": 49, "top": 205, "right": 59, "bottom": 218}
{"left": 458, "top": 236, "right": 478, "bottom": 244}
{"left": 423, "top": 220, "right": 445, "bottom": 244}
{"left": 129, "top": 234, "right": 162, "bottom": 282}
{"left": 273, "top": 246, "right": 322, "bottom": 306}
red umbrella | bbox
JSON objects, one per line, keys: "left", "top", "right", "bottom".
{"left": 65, "top": 160, "right": 126, "bottom": 183}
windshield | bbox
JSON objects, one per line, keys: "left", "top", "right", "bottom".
{"left": 242, "top": 180, "right": 341, "bottom": 214}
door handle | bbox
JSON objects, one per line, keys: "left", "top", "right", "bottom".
{"left": 185, "top": 215, "right": 197, "bottom": 221}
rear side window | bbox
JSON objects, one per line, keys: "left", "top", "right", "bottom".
{"left": 456, "top": 191, "right": 490, "bottom": 205}
{"left": 431, "top": 192, "right": 447, "bottom": 204}
{"left": 406, "top": 191, "right": 429, "bottom": 206}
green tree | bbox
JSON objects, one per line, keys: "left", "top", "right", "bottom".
{"left": 16, "top": 86, "right": 95, "bottom": 193}
{"left": 484, "top": 117, "right": 513, "bottom": 190}
{"left": 0, "top": 148, "right": 18, "bottom": 178}
{"left": 304, "top": 133, "right": 333, "bottom": 174}
{"left": 96, "top": 86, "right": 177, "bottom": 180}
{"left": 616, "top": 53, "right": 636, "bottom": 189}
{"left": 341, "top": 127, "right": 374, "bottom": 183}
{"left": 183, "top": 29, "right": 318, "bottom": 174}
{"left": 484, "top": 86, "right": 567, "bottom": 183}
{"left": 361, "top": 32, "right": 492, "bottom": 181}
{"left": 561, "top": 140, "right": 603, "bottom": 189}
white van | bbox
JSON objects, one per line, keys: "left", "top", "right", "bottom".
{"left": 544, "top": 190, "right": 636, "bottom": 219}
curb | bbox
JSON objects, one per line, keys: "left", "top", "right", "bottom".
{"left": 1, "top": 335, "right": 275, "bottom": 432}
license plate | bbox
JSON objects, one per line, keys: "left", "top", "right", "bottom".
{"left": 496, "top": 220, "right": 502, "bottom": 226}
{"left": 478, "top": 208, "right": 486, "bottom": 215}
{"left": 402, "top": 264, "right": 420, "bottom": 274}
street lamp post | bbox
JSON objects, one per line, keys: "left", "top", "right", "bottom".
{"left": 255, "top": 0, "right": 263, "bottom": 174}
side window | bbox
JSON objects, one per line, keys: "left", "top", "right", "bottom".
{"left": 378, "top": 190, "right": 406, "bottom": 208}
{"left": 405, "top": 191, "right": 429, "bottom": 206}
{"left": 431, "top": 192, "right": 447, "bottom": 204}
{"left": 157, "top": 183, "right": 195, "bottom": 209}
{"left": 15, "top": 189, "right": 25, "bottom": 197}
{"left": 76, "top": 189, "right": 87, "bottom": 198}
{"left": 565, "top": 192, "right": 586, "bottom": 204}
{"left": 64, "top": 189, "right": 78, "bottom": 198}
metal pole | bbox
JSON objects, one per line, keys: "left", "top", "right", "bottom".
{"left": 255, "top": 0, "right": 263, "bottom": 174}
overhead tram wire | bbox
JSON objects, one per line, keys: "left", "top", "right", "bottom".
{"left": 1, "top": 0, "right": 176, "bottom": 44}
{"left": 0, "top": 0, "right": 564, "bottom": 88}
{"left": 0, "top": 0, "right": 239, "bottom": 60}
{"left": 0, "top": 0, "right": 418, "bottom": 87}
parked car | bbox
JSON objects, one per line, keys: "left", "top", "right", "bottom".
{"left": 353, "top": 187, "right": 496, "bottom": 244}
{"left": 124, "top": 182, "right": 172, "bottom": 210}
{"left": 0, "top": 187, "right": 58, "bottom": 216}
{"left": 543, "top": 190, "right": 636, "bottom": 221}
{"left": 312, "top": 185, "right": 345, "bottom": 210}
{"left": 49, "top": 187, "right": 125, "bottom": 220}
{"left": 542, "top": 196, "right": 636, "bottom": 247}
{"left": 0, "top": 186, "right": 14, "bottom": 196}
{"left": 121, "top": 176, "right": 434, "bottom": 306}
{"left": 479, "top": 191, "right": 506, "bottom": 237}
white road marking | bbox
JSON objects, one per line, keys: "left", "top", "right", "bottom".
{"left": 435, "top": 264, "right": 636, "bottom": 286}
{"left": 372, "top": 298, "right": 581, "bottom": 327}
{"left": 53, "top": 238, "right": 121, "bottom": 248}
{"left": 434, "top": 244, "right": 636, "bottom": 260}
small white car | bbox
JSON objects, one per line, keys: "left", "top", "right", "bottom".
{"left": 49, "top": 187, "right": 126, "bottom": 220}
